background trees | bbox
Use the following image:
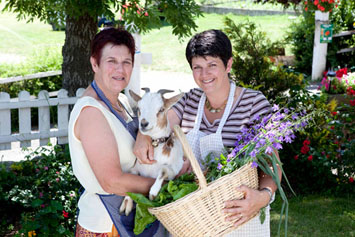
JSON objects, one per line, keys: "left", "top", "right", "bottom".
{"left": 1, "top": 0, "right": 202, "bottom": 95}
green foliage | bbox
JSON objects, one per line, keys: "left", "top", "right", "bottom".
{"left": 223, "top": 17, "right": 305, "bottom": 102}
{"left": 285, "top": 12, "right": 315, "bottom": 75}
{"left": 277, "top": 84, "right": 355, "bottom": 195}
{"left": 127, "top": 173, "right": 198, "bottom": 235}
{"left": 2, "top": 145, "right": 80, "bottom": 236}
{"left": 286, "top": 0, "right": 355, "bottom": 75}
{"left": 2, "top": 0, "right": 202, "bottom": 40}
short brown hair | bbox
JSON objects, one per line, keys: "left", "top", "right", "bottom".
{"left": 91, "top": 27, "right": 135, "bottom": 66}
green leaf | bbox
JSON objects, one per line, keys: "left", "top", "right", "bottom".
{"left": 133, "top": 204, "right": 157, "bottom": 235}
{"left": 126, "top": 193, "right": 157, "bottom": 208}
{"left": 259, "top": 207, "right": 266, "bottom": 224}
{"left": 31, "top": 199, "right": 43, "bottom": 207}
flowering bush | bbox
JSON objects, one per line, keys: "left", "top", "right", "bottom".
{"left": 205, "top": 105, "right": 321, "bottom": 234}
{"left": 321, "top": 68, "right": 355, "bottom": 94}
{"left": 3, "top": 145, "right": 80, "bottom": 236}
{"left": 304, "top": 0, "right": 338, "bottom": 13}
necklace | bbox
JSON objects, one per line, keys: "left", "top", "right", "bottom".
{"left": 205, "top": 98, "right": 227, "bottom": 113}
{"left": 111, "top": 99, "right": 124, "bottom": 113}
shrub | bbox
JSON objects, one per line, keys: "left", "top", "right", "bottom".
{"left": 286, "top": 0, "right": 355, "bottom": 75}
{"left": 3, "top": 145, "right": 80, "bottom": 236}
{"left": 223, "top": 17, "right": 305, "bottom": 102}
{"left": 278, "top": 84, "right": 355, "bottom": 195}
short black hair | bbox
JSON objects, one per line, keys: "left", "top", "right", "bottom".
{"left": 185, "top": 29, "right": 232, "bottom": 68}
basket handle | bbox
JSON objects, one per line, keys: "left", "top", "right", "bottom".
{"left": 174, "top": 125, "right": 207, "bottom": 189}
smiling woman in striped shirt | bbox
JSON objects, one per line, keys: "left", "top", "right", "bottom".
{"left": 134, "top": 29, "right": 281, "bottom": 237}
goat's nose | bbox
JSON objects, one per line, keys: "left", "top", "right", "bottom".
{"left": 140, "top": 119, "right": 149, "bottom": 129}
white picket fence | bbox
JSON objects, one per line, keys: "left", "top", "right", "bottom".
{"left": 0, "top": 88, "right": 84, "bottom": 151}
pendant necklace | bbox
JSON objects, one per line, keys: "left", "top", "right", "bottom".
{"left": 205, "top": 98, "right": 227, "bottom": 113}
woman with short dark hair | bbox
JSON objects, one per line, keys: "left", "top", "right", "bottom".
{"left": 135, "top": 29, "right": 280, "bottom": 236}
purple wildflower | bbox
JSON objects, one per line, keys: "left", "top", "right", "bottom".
{"left": 226, "top": 158, "right": 231, "bottom": 163}
{"left": 273, "top": 142, "right": 283, "bottom": 150}
{"left": 284, "top": 108, "right": 289, "bottom": 114}
{"left": 250, "top": 150, "right": 257, "bottom": 158}
{"left": 251, "top": 161, "right": 258, "bottom": 168}
{"left": 217, "top": 163, "right": 223, "bottom": 170}
{"left": 265, "top": 146, "right": 273, "bottom": 154}
{"left": 284, "top": 135, "right": 292, "bottom": 143}
{"left": 292, "top": 113, "right": 298, "bottom": 120}
{"left": 273, "top": 104, "right": 280, "bottom": 112}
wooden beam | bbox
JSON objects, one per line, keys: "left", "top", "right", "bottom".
{"left": 337, "top": 47, "right": 355, "bottom": 54}
{"left": 333, "top": 30, "right": 355, "bottom": 38}
{"left": 0, "top": 70, "right": 62, "bottom": 84}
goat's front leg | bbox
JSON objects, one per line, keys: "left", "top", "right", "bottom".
{"left": 149, "top": 166, "right": 175, "bottom": 200}
{"left": 119, "top": 167, "right": 139, "bottom": 216}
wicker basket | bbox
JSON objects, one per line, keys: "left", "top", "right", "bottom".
{"left": 148, "top": 125, "right": 259, "bottom": 237}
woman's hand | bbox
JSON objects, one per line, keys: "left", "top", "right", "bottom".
{"left": 222, "top": 185, "right": 270, "bottom": 227}
{"left": 133, "top": 132, "right": 156, "bottom": 164}
{"left": 176, "top": 157, "right": 193, "bottom": 177}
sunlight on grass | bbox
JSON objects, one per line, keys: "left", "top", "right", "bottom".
{"left": 141, "top": 13, "right": 297, "bottom": 72}
{"left": 270, "top": 195, "right": 355, "bottom": 237}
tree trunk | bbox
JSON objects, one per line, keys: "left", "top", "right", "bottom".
{"left": 62, "top": 14, "right": 98, "bottom": 96}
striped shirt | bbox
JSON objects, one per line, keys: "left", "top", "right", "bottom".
{"left": 172, "top": 87, "right": 271, "bottom": 148}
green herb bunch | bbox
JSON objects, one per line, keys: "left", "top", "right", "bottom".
{"left": 127, "top": 173, "right": 198, "bottom": 235}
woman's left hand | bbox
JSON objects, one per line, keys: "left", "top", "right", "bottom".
{"left": 222, "top": 185, "right": 270, "bottom": 227}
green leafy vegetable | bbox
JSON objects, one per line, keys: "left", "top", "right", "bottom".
{"left": 127, "top": 173, "right": 198, "bottom": 235}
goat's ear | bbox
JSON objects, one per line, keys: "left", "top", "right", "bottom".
{"left": 129, "top": 90, "right": 142, "bottom": 102}
{"left": 164, "top": 93, "right": 184, "bottom": 109}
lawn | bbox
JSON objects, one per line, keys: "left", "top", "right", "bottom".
{"left": 0, "top": 4, "right": 296, "bottom": 73}
{"left": 270, "top": 194, "right": 355, "bottom": 237}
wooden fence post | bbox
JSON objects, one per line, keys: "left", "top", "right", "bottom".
{"left": 38, "top": 90, "right": 51, "bottom": 146}
{"left": 57, "top": 89, "right": 69, "bottom": 145}
{"left": 0, "top": 92, "right": 11, "bottom": 150}
{"left": 19, "top": 91, "right": 31, "bottom": 148}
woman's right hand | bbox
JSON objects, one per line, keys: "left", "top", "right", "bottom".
{"left": 133, "top": 132, "right": 156, "bottom": 164}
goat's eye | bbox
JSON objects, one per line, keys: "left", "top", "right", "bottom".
{"left": 159, "top": 107, "right": 165, "bottom": 113}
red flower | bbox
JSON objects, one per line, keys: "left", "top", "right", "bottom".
{"left": 349, "top": 177, "right": 354, "bottom": 183}
{"left": 330, "top": 126, "right": 335, "bottom": 130}
{"left": 62, "top": 210, "right": 69, "bottom": 218}
{"left": 294, "top": 155, "right": 299, "bottom": 160}
{"left": 301, "top": 145, "right": 310, "bottom": 154}
{"left": 331, "top": 111, "right": 337, "bottom": 116}
{"left": 307, "top": 155, "right": 313, "bottom": 161}
{"left": 303, "top": 139, "right": 311, "bottom": 146}
{"left": 336, "top": 68, "right": 347, "bottom": 78}
{"left": 350, "top": 99, "right": 355, "bottom": 106}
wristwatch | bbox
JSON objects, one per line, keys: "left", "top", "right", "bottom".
{"left": 260, "top": 187, "right": 274, "bottom": 206}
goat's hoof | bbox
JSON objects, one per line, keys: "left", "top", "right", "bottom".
{"left": 149, "top": 193, "right": 156, "bottom": 201}
{"left": 119, "top": 196, "right": 133, "bottom": 216}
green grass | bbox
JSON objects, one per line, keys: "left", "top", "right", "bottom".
{"left": 141, "top": 13, "right": 296, "bottom": 72}
{"left": 0, "top": 7, "right": 64, "bottom": 57}
{"left": 270, "top": 194, "right": 355, "bottom": 237}
{"left": 0, "top": 5, "right": 296, "bottom": 74}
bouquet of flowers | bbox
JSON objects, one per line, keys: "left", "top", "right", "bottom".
{"left": 129, "top": 105, "right": 321, "bottom": 236}
{"left": 304, "top": 0, "right": 338, "bottom": 13}
{"left": 205, "top": 104, "right": 321, "bottom": 234}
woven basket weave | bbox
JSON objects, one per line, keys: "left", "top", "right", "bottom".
{"left": 149, "top": 125, "right": 259, "bottom": 237}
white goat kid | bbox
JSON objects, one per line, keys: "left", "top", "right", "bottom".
{"left": 119, "top": 88, "right": 184, "bottom": 216}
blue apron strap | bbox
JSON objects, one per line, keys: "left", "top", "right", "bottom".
{"left": 97, "top": 194, "right": 164, "bottom": 237}
{"left": 91, "top": 80, "right": 138, "bottom": 140}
